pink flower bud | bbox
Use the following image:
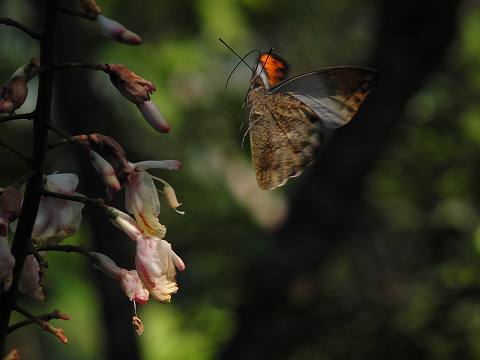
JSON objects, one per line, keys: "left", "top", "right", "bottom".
{"left": 106, "top": 64, "right": 155, "bottom": 105}
{"left": 138, "top": 101, "right": 170, "bottom": 133}
{"left": 97, "top": 14, "right": 142, "bottom": 45}
{"left": 0, "top": 186, "right": 22, "bottom": 236}
{"left": 89, "top": 151, "right": 121, "bottom": 192}
{"left": 3, "top": 348, "right": 20, "bottom": 360}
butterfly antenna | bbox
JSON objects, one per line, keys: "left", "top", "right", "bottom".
{"left": 225, "top": 49, "right": 261, "bottom": 90}
{"left": 219, "top": 38, "right": 256, "bottom": 73}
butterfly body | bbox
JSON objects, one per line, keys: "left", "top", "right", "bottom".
{"left": 245, "top": 54, "right": 380, "bottom": 190}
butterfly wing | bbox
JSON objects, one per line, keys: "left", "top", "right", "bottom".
{"left": 269, "top": 67, "right": 380, "bottom": 129}
{"left": 256, "top": 52, "right": 290, "bottom": 89}
{"left": 249, "top": 91, "right": 324, "bottom": 190}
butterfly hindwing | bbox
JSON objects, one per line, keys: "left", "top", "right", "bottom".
{"left": 249, "top": 92, "right": 324, "bottom": 190}
{"left": 269, "top": 67, "right": 380, "bottom": 129}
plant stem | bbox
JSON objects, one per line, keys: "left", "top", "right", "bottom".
{"left": 0, "top": 139, "right": 31, "bottom": 165}
{"left": 0, "top": 17, "right": 41, "bottom": 40}
{"left": 0, "top": 0, "right": 57, "bottom": 353}
{"left": 34, "top": 244, "right": 89, "bottom": 256}
{"left": 41, "top": 190, "right": 106, "bottom": 206}
{"left": 55, "top": 62, "right": 108, "bottom": 71}
{"left": 0, "top": 112, "right": 36, "bottom": 123}
{"left": 7, "top": 309, "right": 68, "bottom": 334}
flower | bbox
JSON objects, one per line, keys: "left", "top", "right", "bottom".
{"left": 89, "top": 252, "right": 149, "bottom": 304}
{"left": 30, "top": 174, "right": 85, "bottom": 245}
{"left": 106, "top": 64, "right": 155, "bottom": 105}
{"left": 125, "top": 171, "right": 166, "bottom": 239}
{"left": 97, "top": 15, "right": 142, "bottom": 45}
{"left": 135, "top": 236, "right": 185, "bottom": 303}
{"left": 105, "top": 208, "right": 184, "bottom": 303}
{"left": 18, "top": 255, "right": 45, "bottom": 301}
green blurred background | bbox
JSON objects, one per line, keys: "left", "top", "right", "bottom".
{"left": 1, "top": 0, "right": 479, "bottom": 359}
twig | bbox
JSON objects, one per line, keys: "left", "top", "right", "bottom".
{"left": 29, "top": 246, "right": 48, "bottom": 286}
{"left": 41, "top": 189, "right": 106, "bottom": 207}
{"left": 0, "top": 139, "right": 31, "bottom": 165}
{"left": 12, "top": 305, "right": 68, "bottom": 343}
{"left": 0, "top": 112, "right": 36, "bottom": 123}
{"left": 48, "top": 138, "right": 72, "bottom": 150}
{"left": 55, "top": 62, "right": 108, "bottom": 71}
{"left": 34, "top": 244, "right": 89, "bottom": 256}
{"left": 55, "top": 4, "right": 97, "bottom": 21}
{"left": 7, "top": 309, "right": 68, "bottom": 334}
{"left": 0, "top": 18, "right": 41, "bottom": 40}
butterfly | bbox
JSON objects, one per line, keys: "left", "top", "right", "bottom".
{"left": 246, "top": 52, "right": 380, "bottom": 190}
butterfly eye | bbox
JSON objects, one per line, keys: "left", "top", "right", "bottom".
{"left": 257, "top": 52, "right": 289, "bottom": 88}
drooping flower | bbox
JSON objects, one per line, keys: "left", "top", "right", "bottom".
{"left": 125, "top": 170, "right": 166, "bottom": 239}
{"left": 30, "top": 174, "right": 85, "bottom": 245}
{"left": 97, "top": 15, "right": 142, "bottom": 45}
{"left": 105, "top": 207, "right": 184, "bottom": 303}
{"left": 89, "top": 252, "right": 149, "bottom": 304}
{"left": 18, "top": 255, "right": 45, "bottom": 301}
{"left": 135, "top": 236, "right": 185, "bottom": 303}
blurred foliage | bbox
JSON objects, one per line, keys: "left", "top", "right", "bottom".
{"left": 2, "top": 0, "right": 480, "bottom": 359}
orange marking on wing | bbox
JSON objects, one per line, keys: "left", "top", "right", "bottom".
{"left": 258, "top": 52, "right": 289, "bottom": 87}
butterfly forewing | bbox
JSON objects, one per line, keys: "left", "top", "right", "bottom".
{"left": 269, "top": 67, "right": 380, "bottom": 129}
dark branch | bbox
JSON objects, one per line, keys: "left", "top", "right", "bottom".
{"left": 55, "top": 62, "right": 108, "bottom": 71}
{"left": 0, "top": 18, "right": 41, "bottom": 40}
{"left": 7, "top": 309, "right": 68, "bottom": 334}
{"left": 33, "top": 244, "right": 90, "bottom": 256}
{"left": 41, "top": 189, "right": 106, "bottom": 206}
{"left": 12, "top": 305, "right": 68, "bottom": 343}
{"left": 0, "top": 139, "right": 31, "bottom": 165}
{"left": 0, "top": 112, "right": 36, "bottom": 123}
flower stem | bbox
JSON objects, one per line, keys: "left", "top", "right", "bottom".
{"left": 55, "top": 3, "right": 97, "bottom": 21}
{"left": 7, "top": 309, "right": 68, "bottom": 334}
{"left": 41, "top": 189, "right": 106, "bottom": 207}
{"left": 55, "top": 62, "right": 108, "bottom": 71}
{"left": 0, "top": 112, "right": 36, "bottom": 123}
{"left": 34, "top": 244, "right": 90, "bottom": 256}
{"left": 0, "top": 17, "right": 41, "bottom": 40}
{"left": 0, "top": 0, "right": 57, "bottom": 353}
{"left": 0, "top": 139, "right": 31, "bottom": 165}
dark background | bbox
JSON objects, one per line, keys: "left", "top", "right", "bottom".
{"left": 2, "top": 0, "right": 479, "bottom": 359}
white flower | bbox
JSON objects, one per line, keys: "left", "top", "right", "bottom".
{"left": 31, "top": 174, "right": 85, "bottom": 245}
{"left": 18, "top": 255, "right": 44, "bottom": 301}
